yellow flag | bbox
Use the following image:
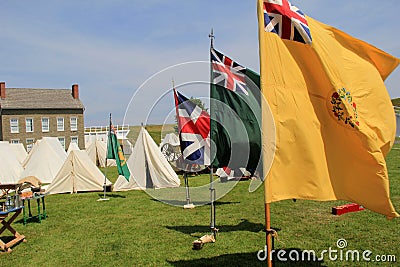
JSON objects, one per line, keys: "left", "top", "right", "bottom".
{"left": 257, "top": 0, "right": 399, "bottom": 219}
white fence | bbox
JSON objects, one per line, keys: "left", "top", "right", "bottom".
{"left": 84, "top": 125, "right": 130, "bottom": 143}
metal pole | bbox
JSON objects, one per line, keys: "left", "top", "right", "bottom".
{"left": 184, "top": 172, "right": 190, "bottom": 205}
{"left": 209, "top": 28, "right": 216, "bottom": 237}
{"left": 98, "top": 113, "right": 111, "bottom": 201}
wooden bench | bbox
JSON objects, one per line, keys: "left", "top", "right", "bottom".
{"left": 0, "top": 206, "right": 26, "bottom": 253}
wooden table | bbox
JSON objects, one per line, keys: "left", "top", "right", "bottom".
{"left": 22, "top": 193, "right": 47, "bottom": 225}
{"left": 0, "top": 206, "right": 26, "bottom": 253}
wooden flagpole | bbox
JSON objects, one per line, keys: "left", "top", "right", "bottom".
{"left": 265, "top": 203, "right": 272, "bottom": 267}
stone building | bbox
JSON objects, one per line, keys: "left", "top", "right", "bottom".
{"left": 0, "top": 82, "right": 85, "bottom": 151}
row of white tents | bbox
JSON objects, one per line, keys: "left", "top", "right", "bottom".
{"left": 0, "top": 127, "right": 180, "bottom": 195}
{"left": 113, "top": 128, "right": 180, "bottom": 191}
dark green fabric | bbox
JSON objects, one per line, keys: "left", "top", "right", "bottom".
{"left": 210, "top": 68, "right": 262, "bottom": 174}
{"left": 107, "top": 130, "right": 130, "bottom": 181}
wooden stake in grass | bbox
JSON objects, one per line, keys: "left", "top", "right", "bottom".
{"left": 192, "top": 233, "right": 216, "bottom": 250}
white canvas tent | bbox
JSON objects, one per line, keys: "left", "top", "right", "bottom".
{"left": 113, "top": 127, "right": 180, "bottom": 191}
{"left": 121, "top": 139, "right": 133, "bottom": 156}
{"left": 20, "top": 137, "right": 67, "bottom": 184}
{"left": 216, "top": 167, "right": 250, "bottom": 179}
{"left": 0, "top": 142, "right": 24, "bottom": 184}
{"left": 22, "top": 139, "right": 41, "bottom": 168}
{"left": 46, "top": 150, "right": 111, "bottom": 194}
{"left": 85, "top": 140, "right": 117, "bottom": 167}
{"left": 10, "top": 143, "right": 27, "bottom": 165}
{"left": 67, "top": 142, "right": 80, "bottom": 154}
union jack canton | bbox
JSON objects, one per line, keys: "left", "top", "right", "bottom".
{"left": 211, "top": 48, "right": 249, "bottom": 95}
{"left": 174, "top": 90, "right": 210, "bottom": 166}
{"left": 263, "top": 0, "right": 312, "bottom": 44}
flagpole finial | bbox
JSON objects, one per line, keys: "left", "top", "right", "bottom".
{"left": 172, "top": 78, "right": 175, "bottom": 89}
{"left": 209, "top": 28, "right": 215, "bottom": 49}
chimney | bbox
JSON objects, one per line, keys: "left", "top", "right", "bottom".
{"left": 0, "top": 82, "right": 5, "bottom": 99}
{"left": 72, "top": 84, "right": 79, "bottom": 99}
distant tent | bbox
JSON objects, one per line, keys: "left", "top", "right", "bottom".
{"left": 0, "top": 142, "right": 23, "bottom": 184}
{"left": 216, "top": 167, "right": 235, "bottom": 179}
{"left": 159, "top": 133, "right": 180, "bottom": 147}
{"left": 85, "top": 140, "right": 117, "bottom": 167}
{"left": 22, "top": 139, "right": 41, "bottom": 168}
{"left": 20, "top": 137, "right": 67, "bottom": 184}
{"left": 46, "top": 150, "right": 112, "bottom": 194}
{"left": 121, "top": 139, "right": 133, "bottom": 156}
{"left": 10, "top": 143, "right": 27, "bottom": 165}
{"left": 113, "top": 127, "right": 180, "bottom": 191}
{"left": 67, "top": 142, "right": 80, "bottom": 154}
{"left": 216, "top": 167, "right": 250, "bottom": 179}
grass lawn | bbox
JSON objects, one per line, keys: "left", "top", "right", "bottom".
{"left": 127, "top": 124, "right": 175, "bottom": 146}
{"left": 1, "top": 145, "right": 399, "bottom": 266}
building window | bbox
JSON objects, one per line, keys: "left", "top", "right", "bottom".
{"left": 26, "top": 138, "right": 35, "bottom": 152}
{"left": 71, "top": 136, "right": 78, "bottom": 145}
{"left": 70, "top": 117, "right": 78, "bottom": 131}
{"left": 58, "top": 137, "right": 65, "bottom": 149}
{"left": 42, "top": 117, "right": 49, "bottom": 132}
{"left": 11, "top": 139, "right": 20, "bottom": 144}
{"left": 57, "top": 117, "right": 64, "bottom": 131}
{"left": 10, "top": 118, "right": 19, "bottom": 133}
{"left": 26, "top": 118, "right": 34, "bottom": 133}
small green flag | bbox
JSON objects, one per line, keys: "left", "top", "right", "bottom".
{"left": 107, "top": 123, "right": 130, "bottom": 181}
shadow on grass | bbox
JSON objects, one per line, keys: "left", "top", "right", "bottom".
{"left": 14, "top": 217, "right": 41, "bottom": 225}
{"left": 167, "top": 251, "right": 327, "bottom": 266}
{"left": 151, "top": 199, "right": 240, "bottom": 207}
{"left": 97, "top": 193, "right": 126, "bottom": 199}
{"left": 212, "top": 201, "right": 240, "bottom": 206}
{"left": 167, "top": 219, "right": 264, "bottom": 235}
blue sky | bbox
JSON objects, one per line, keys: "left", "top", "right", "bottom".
{"left": 1, "top": 0, "right": 399, "bottom": 126}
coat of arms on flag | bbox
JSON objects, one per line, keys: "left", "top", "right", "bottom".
{"left": 174, "top": 89, "right": 210, "bottom": 166}
{"left": 263, "top": 0, "right": 312, "bottom": 44}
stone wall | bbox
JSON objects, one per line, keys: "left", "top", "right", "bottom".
{"left": 0, "top": 109, "right": 85, "bottom": 150}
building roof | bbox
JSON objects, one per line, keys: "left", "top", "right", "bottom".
{"left": 0, "top": 88, "right": 84, "bottom": 110}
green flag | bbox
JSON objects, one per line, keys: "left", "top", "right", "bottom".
{"left": 210, "top": 48, "right": 262, "bottom": 176}
{"left": 107, "top": 124, "right": 130, "bottom": 181}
